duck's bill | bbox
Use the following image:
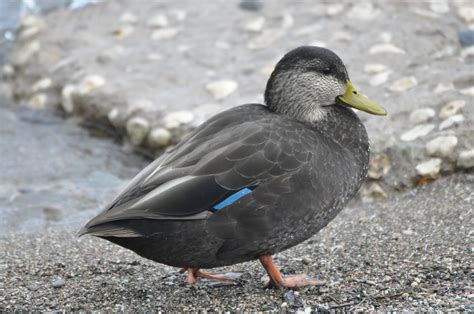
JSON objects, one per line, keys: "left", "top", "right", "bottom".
{"left": 337, "top": 81, "right": 387, "bottom": 115}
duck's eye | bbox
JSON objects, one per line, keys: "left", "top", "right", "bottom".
{"left": 322, "top": 67, "right": 332, "bottom": 75}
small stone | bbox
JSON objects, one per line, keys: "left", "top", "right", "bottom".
{"left": 170, "top": 9, "right": 187, "bottom": 22}
{"left": 369, "top": 71, "right": 391, "bottom": 86}
{"left": 346, "top": 3, "right": 379, "bottom": 20}
{"left": 61, "top": 84, "right": 76, "bottom": 113}
{"left": 368, "top": 153, "right": 391, "bottom": 180}
{"left": 426, "top": 136, "right": 458, "bottom": 158}
{"left": 460, "top": 87, "right": 474, "bottom": 96}
{"left": 28, "top": 284, "right": 40, "bottom": 291}
{"left": 205, "top": 80, "right": 238, "bottom": 100}
{"left": 151, "top": 28, "right": 180, "bottom": 40}
{"left": 32, "top": 77, "right": 52, "bottom": 92}
{"left": 148, "top": 128, "right": 172, "bottom": 148}
{"left": 402, "top": 229, "right": 414, "bottom": 235}
{"left": 239, "top": 0, "right": 264, "bottom": 11}
{"left": 416, "top": 158, "right": 442, "bottom": 176}
{"left": 147, "top": 14, "right": 169, "bottom": 28}
{"left": 281, "top": 14, "right": 293, "bottom": 30}
{"left": 112, "top": 25, "right": 134, "bottom": 39}
{"left": 79, "top": 75, "right": 106, "bottom": 94}
{"left": 409, "top": 108, "right": 435, "bottom": 124}
{"left": 361, "top": 182, "right": 387, "bottom": 202}
{"left": 439, "top": 114, "right": 464, "bottom": 130}
{"left": 248, "top": 29, "right": 285, "bottom": 50}
{"left": 18, "top": 25, "right": 42, "bottom": 41}
{"left": 11, "top": 40, "right": 40, "bottom": 67}
{"left": 400, "top": 124, "right": 435, "bottom": 141}
{"left": 369, "top": 43, "right": 406, "bottom": 55}
{"left": 380, "top": 32, "right": 392, "bottom": 43}
{"left": 333, "top": 31, "right": 352, "bottom": 42}
{"left": 457, "top": 150, "right": 474, "bottom": 169}
{"left": 28, "top": 93, "right": 47, "bottom": 109}
{"left": 388, "top": 76, "right": 417, "bottom": 92}
{"left": 52, "top": 278, "right": 66, "bottom": 288}
{"left": 458, "top": 29, "right": 474, "bottom": 47}
{"left": 364, "top": 63, "right": 387, "bottom": 74}
{"left": 434, "top": 82, "right": 455, "bottom": 94}
{"left": 411, "top": 281, "right": 419, "bottom": 287}
{"left": 439, "top": 99, "right": 466, "bottom": 119}
{"left": 432, "top": 46, "right": 456, "bottom": 59}
{"left": 120, "top": 12, "right": 138, "bottom": 24}
{"left": 430, "top": 2, "right": 450, "bottom": 14}
{"left": 126, "top": 99, "right": 156, "bottom": 116}
{"left": 2, "top": 64, "right": 14, "bottom": 78}
{"left": 458, "top": 6, "right": 474, "bottom": 23}
{"left": 461, "top": 46, "right": 474, "bottom": 58}
{"left": 326, "top": 4, "right": 344, "bottom": 16}
{"left": 107, "top": 108, "right": 125, "bottom": 128}
{"left": 126, "top": 117, "right": 150, "bottom": 145}
{"left": 243, "top": 16, "right": 265, "bottom": 33}
{"left": 164, "top": 111, "right": 195, "bottom": 125}
{"left": 147, "top": 53, "right": 163, "bottom": 61}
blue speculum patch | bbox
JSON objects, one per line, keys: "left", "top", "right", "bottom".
{"left": 212, "top": 188, "right": 253, "bottom": 211}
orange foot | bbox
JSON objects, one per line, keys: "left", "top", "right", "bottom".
{"left": 181, "top": 268, "right": 242, "bottom": 286}
{"left": 259, "top": 255, "right": 326, "bottom": 289}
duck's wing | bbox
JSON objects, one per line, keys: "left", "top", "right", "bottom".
{"left": 80, "top": 104, "right": 316, "bottom": 234}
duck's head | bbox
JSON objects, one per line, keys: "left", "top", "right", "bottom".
{"left": 265, "top": 46, "right": 387, "bottom": 122}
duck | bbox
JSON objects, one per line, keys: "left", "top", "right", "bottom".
{"left": 79, "top": 46, "right": 386, "bottom": 288}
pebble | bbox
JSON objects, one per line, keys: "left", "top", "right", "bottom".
{"left": 113, "top": 25, "right": 134, "bottom": 40}
{"left": 52, "top": 278, "right": 66, "bottom": 288}
{"left": 78, "top": 75, "right": 106, "bottom": 94}
{"left": 326, "top": 4, "right": 344, "bottom": 16}
{"left": 126, "top": 117, "right": 150, "bottom": 145}
{"left": 380, "top": 32, "right": 392, "bottom": 43}
{"left": 120, "top": 12, "right": 138, "bottom": 24}
{"left": 400, "top": 124, "right": 435, "bottom": 142}
{"left": 369, "top": 43, "right": 406, "bottom": 55}
{"left": 361, "top": 182, "right": 387, "bottom": 202}
{"left": 458, "top": 30, "right": 474, "bottom": 47}
{"left": 461, "top": 46, "right": 474, "bottom": 58}
{"left": 164, "top": 111, "right": 195, "bottom": 125}
{"left": 333, "top": 31, "right": 352, "bottom": 42}
{"left": 11, "top": 40, "right": 40, "bottom": 67}
{"left": 243, "top": 16, "right": 265, "bottom": 33}
{"left": 2, "top": 64, "right": 14, "bottom": 78}
{"left": 430, "top": 2, "right": 450, "bottom": 14}
{"left": 61, "top": 84, "right": 76, "bottom": 113}
{"left": 434, "top": 82, "right": 454, "bottom": 94}
{"left": 426, "top": 136, "right": 458, "bottom": 158}
{"left": 458, "top": 6, "right": 474, "bottom": 23}
{"left": 147, "top": 14, "right": 169, "bottom": 28}
{"left": 457, "top": 150, "right": 474, "bottom": 169}
{"left": 370, "top": 71, "right": 391, "bottom": 86}
{"left": 432, "top": 46, "right": 456, "bottom": 59}
{"left": 28, "top": 93, "right": 47, "bottom": 109}
{"left": 364, "top": 64, "right": 387, "bottom": 74}
{"left": 388, "top": 76, "right": 417, "bottom": 92}
{"left": 151, "top": 28, "right": 180, "bottom": 40}
{"left": 18, "top": 25, "right": 43, "bottom": 41}
{"left": 205, "top": 80, "right": 238, "bottom": 100}
{"left": 416, "top": 158, "right": 442, "bottom": 177}
{"left": 281, "top": 13, "right": 293, "bottom": 30}
{"left": 409, "top": 108, "right": 435, "bottom": 124}
{"left": 439, "top": 100, "right": 465, "bottom": 119}
{"left": 247, "top": 29, "right": 284, "bottom": 50}
{"left": 107, "top": 108, "right": 125, "bottom": 128}
{"left": 32, "top": 77, "right": 52, "bottom": 92}
{"left": 170, "top": 9, "right": 187, "bottom": 22}
{"left": 368, "top": 153, "right": 391, "bottom": 180}
{"left": 148, "top": 128, "right": 172, "bottom": 148}
{"left": 439, "top": 114, "right": 464, "bottom": 130}
{"left": 239, "top": 0, "right": 264, "bottom": 11}
{"left": 460, "top": 87, "right": 474, "bottom": 96}
{"left": 346, "top": 3, "right": 379, "bottom": 20}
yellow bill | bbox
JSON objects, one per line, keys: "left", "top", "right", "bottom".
{"left": 337, "top": 81, "right": 387, "bottom": 115}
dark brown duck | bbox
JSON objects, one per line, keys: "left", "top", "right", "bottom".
{"left": 80, "top": 46, "right": 387, "bottom": 288}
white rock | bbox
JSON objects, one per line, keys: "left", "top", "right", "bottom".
{"left": 126, "top": 117, "right": 150, "bottom": 145}
{"left": 107, "top": 108, "right": 125, "bottom": 128}
{"left": 248, "top": 29, "right": 284, "bottom": 50}
{"left": 439, "top": 100, "right": 465, "bottom": 119}
{"left": 32, "top": 78, "right": 52, "bottom": 92}
{"left": 430, "top": 2, "right": 450, "bottom": 14}
{"left": 369, "top": 43, "right": 406, "bottom": 55}
{"left": 148, "top": 128, "right": 172, "bottom": 148}
{"left": 326, "top": 4, "right": 345, "bottom": 16}
{"left": 400, "top": 124, "right": 435, "bottom": 141}
{"left": 151, "top": 28, "right": 180, "bottom": 40}
{"left": 170, "top": 9, "right": 187, "bottom": 22}
{"left": 364, "top": 63, "right": 387, "bottom": 74}
{"left": 78, "top": 75, "right": 105, "bottom": 94}
{"left": 333, "top": 31, "right": 352, "bottom": 42}
{"left": 164, "top": 111, "right": 195, "bottom": 125}
{"left": 388, "top": 76, "right": 417, "bottom": 92}
{"left": 380, "top": 32, "right": 392, "bottom": 43}
{"left": 460, "top": 86, "right": 474, "bottom": 96}
{"left": 2, "top": 64, "right": 14, "bottom": 78}
{"left": 147, "top": 53, "right": 163, "bottom": 61}
{"left": 127, "top": 99, "right": 156, "bottom": 116}
{"left": 280, "top": 13, "right": 294, "bottom": 29}
{"left": 461, "top": 46, "right": 474, "bottom": 58}
{"left": 361, "top": 182, "right": 387, "bottom": 202}
{"left": 147, "top": 14, "right": 169, "bottom": 28}
{"left": 433, "top": 46, "right": 456, "bottom": 59}
{"left": 346, "top": 3, "right": 379, "bottom": 20}
{"left": 11, "top": 41, "right": 40, "bottom": 67}
{"left": 205, "top": 80, "right": 238, "bottom": 100}
{"left": 18, "top": 26, "right": 42, "bottom": 41}
{"left": 61, "top": 85, "right": 76, "bottom": 113}
{"left": 409, "top": 108, "right": 435, "bottom": 124}
{"left": 439, "top": 114, "right": 465, "bottom": 130}
{"left": 243, "top": 16, "right": 265, "bottom": 32}
{"left": 426, "top": 136, "right": 458, "bottom": 157}
{"left": 28, "top": 93, "right": 47, "bottom": 109}
{"left": 416, "top": 158, "right": 442, "bottom": 176}
{"left": 434, "top": 82, "right": 454, "bottom": 94}
{"left": 457, "top": 150, "right": 474, "bottom": 169}
{"left": 458, "top": 6, "right": 474, "bottom": 23}
{"left": 369, "top": 71, "right": 391, "bottom": 86}
{"left": 120, "top": 12, "right": 138, "bottom": 24}
{"left": 294, "top": 24, "right": 323, "bottom": 37}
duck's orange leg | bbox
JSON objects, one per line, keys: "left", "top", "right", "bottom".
{"left": 182, "top": 268, "right": 241, "bottom": 285}
{"left": 259, "top": 255, "right": 326, "bottom": 289}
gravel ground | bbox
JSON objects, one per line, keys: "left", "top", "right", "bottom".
{"left": 2, "top": 174, "right": 472, "bottom": 311}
